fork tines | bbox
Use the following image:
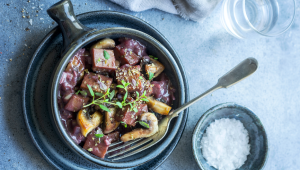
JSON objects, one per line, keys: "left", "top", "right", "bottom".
{"left": 107, "top": 138, "right": 153, "bottom": 160}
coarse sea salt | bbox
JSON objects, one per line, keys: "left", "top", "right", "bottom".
{"left": 200, "top": 118, "right": 250, "bottom": 170}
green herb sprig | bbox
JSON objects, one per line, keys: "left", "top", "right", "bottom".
{"left": 137, "top": 121, "right": 150, "bottom": 128}
{"left": 103, "top": 50, "right": 110, "bottom": 60}
{"left": 83, "top": 80, "right": 148, "bottom": 113}
{"left": 83, "top": 84, "right": 116, "bottom": 113}
{"left": 120, "top": 121, "right": 127, "bottom": 128}
{"left": 148, "top": 72, "right": 154, "bottom": 80}
{"left": 95, "top": 129, "right": 104, "bottom": 138}
{"left": 149, "top": 55, "right": 158, "bottom": 60}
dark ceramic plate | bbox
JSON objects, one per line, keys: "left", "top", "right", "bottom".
{"left": 22, "top": 11, "right": 189, "bottom": 169}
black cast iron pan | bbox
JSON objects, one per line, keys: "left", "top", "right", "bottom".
{"left": 47, "top": 0, "right": 188, "bottom": 168}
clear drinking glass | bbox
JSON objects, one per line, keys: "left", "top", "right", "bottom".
{"left": 220, "top": 0, "right": 296, "bottom": 39}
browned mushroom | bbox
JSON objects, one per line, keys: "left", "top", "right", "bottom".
{"left": 146, "top": 97, "right": 171, "bottom": 115}
{"left": 91, "top": 38, "right": 115, "bottom": 49}
{"left": 121, "top": 112, "right": 158, "bottom": 142}
{"left": 77, "top": 109, "right": 103, "bottom": 137}
{"left": 103, "top": 108, "right": 120, "bottom": 134}
{"left": 145, "top": 58, "right": 165, "bottom": 79}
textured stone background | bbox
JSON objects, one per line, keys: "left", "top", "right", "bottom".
{"left": 0, "top": 0, "right": 299, "bottom": 169}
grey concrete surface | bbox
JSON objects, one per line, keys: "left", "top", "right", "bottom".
{"left": 0, "top": 0, "right": 299, "bottom": 169}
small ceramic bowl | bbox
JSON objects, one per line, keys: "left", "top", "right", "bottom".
{"left": 192, "top": 103, "right": 268, "bottom": 170}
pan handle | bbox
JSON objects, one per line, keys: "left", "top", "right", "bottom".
{"left": 47, "top": 0, "right": 93, "bottom": 52}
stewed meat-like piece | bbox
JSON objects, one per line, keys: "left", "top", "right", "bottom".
{"left": 114, "top": 38, "right": 147, "bottom": 66}
{"left": 115, "top": 64, "right": 142, "bottom": 93}
{"left": 83, "top": 128, "right": 120, "bottom": 158}
{"left": 91, "top": 49, "right": 116, "bottom": 72}
{"left": 64, "top": 94, "right": 89, "bottom": 112}
{"left": 115, "top": 104, "right": 148, "bottom": 126}
{"left": 80, "top": 73, "right": 113, "bottom": 95}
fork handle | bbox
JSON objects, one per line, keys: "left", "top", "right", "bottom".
{"left": 169, "top": 84, "right": 221, "bottom": 118}
{"left": 170, "top": 57, "right": 258, "bottom": 118}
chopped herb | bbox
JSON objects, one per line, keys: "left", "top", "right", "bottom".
{"left": 143, "top": 90, "right": 147, "bottom": 96}
{"left": 139, "top": 76, "right": 143, "bottom": 80}
{"left": 120, "top": 121, "right": 127, "bottom": 128}
{"left": 87, "top": 84, "right": 94, "bottom": 97}
{"left": 149, "top": 55, "right": 158, "bottom": 60}
{"left": 95, "top": 92, "right": 103, "bottom": 97}
{"left": 97, "top": 58, "right": 101, "bottom": 63}
{"left": 148, "top": 72, "right": 154, "bottom": 80}
{"left": 123, "top": 91, "right": 128, "bottom": 102}
{"left": 103, "top": 50, "right": 110, "bottom": 60}
{"left": 137, "top": 121, "right": 150, "bottom": 128}
{"left": 141, "top": 98, "right": 149, "bottom": 102}
{"left": 80, "top": 90, "right": 87, "bottom": 96}
{"left": 87, "top": 148, "right": 93, "bottom": 152}
{"left": 100, "top": 104, "right": 111, "bottom": 113}
{"left": 133, "top": 107, "right": 138, "bottom": 113}
{"left": 116, "top": 101, "right": 122, "bottom": 108}
{"left": 109, "top": 90, "right": 115, "bottom": 100}
{"left": 116, "top": 85, "right": 124, "bottom": 89}
{"left": 95, "top": 133, "right": 104, "bottom": 138}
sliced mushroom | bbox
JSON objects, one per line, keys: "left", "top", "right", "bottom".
{"left": 103, "top": 108, "right": 120, "bottom": 134}
{"left": 145, "top": 58, "right": 165, "bottom": 79}
{"left": 121, "top": 112, "right": 158, "bottom": 142}
{"left": 91, "top": 38, "right": 115, "bottom": 49}
{"left": 77, "top": 109, "right": 103, "bottom": 137}
{"left": 147, "top": 97, "right": 171, "bottom": 115}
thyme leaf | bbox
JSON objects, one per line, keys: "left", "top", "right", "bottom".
{"left": 103, "top": 50, "right": 110, "bottom": 60}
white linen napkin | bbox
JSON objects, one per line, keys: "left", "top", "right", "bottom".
{"left": 109, "top": 0, "right": 221, "bottom": 22}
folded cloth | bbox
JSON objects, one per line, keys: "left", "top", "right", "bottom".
{"left": 109, "top": 0, "right": 221, "bottom": 22}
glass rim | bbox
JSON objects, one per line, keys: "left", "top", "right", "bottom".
{"left": 242, "top": 0, "right": 296, "bottom": 37}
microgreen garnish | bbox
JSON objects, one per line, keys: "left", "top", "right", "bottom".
{"left": 109, "top": 90, "right": 115, "bottom": 101}
{"left": 137, "top": 121, "right": 150, "bottom": 128}
{"left": 87, "top": 84, "right": 94, "bottom": 97}
{"left": 95, "top": 92, "right": 103, "bottom": 97}
{"left": 139, "top": 76, "right": 143, "bottom": 80}
{"left": 81, "top": 91, "right": 88, "bottom": 96}
{"left": 95, "top": 133, "right": 104, "bottom": 138}
{"left": 120, "top": 121, "right": 127, "bottom": 128}
{"left": 148, "top": 72, "right": 154, "bottom": 80}
{"left": 141, "top": 98, "right": 149, "bottom": 102}
{"left": 83, "top": 80, "right": 148, "bottom": 113}
{"left": 100, "top": 104, "right": 111, "bottom": 112}
{"left": 116, "top": 101, "right": 122, "bottom": 108}
{"left": 149, "top": 55, "right": 158, "bottom": 60}
{"left": 76, "top": 90, "right": 88, "bottom": 96}
{"left": 103, "top": 50, "right": 110, "bottom": 60}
